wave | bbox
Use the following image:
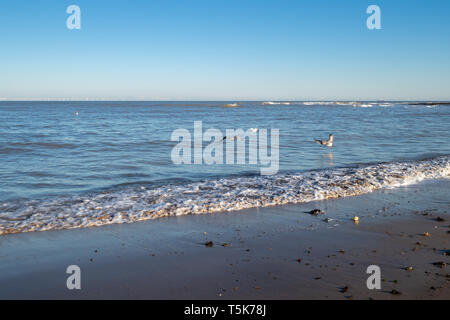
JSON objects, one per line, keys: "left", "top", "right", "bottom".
{"left": 261, "top": 101, "right": 396, "bottom": 107}
{"left": 1, "top": 156, "right": 449, "bottom": 235}
{"left": 9, "top": 142, "right": 77, "bottom": 149}
{"left": 262, "top": 102, "right": 292, "bottom": 105}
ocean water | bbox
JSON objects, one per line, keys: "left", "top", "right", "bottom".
{"left": 0, "top": 101, "right": 449, "bottom": 234}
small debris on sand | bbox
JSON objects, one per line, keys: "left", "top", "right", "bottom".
{"left": 323, "top": 218, "right": 332, "bottom": 223}
{"left": 405, "top": 266, "right": 413, "bottom": 271}
{"left": 297, "top": 258, "right": 302, "bottom": 263}
{"left": 433, "top": 261, "right": 447, "bottom": 268}
{"left": 221, "top": 243, "right": 230, "bottom": 247}
{"left": 390, "top": 289, "right": 401, "bottom": 295}
{"left": 436, "top": 217, "right": 445, "bottom": 222}
{"left": 205, "top": 241, "right": 213, "bottom": 247}
{"left": 340, "top": 286, "right": 349, "bottom": 293}
{"left": 339, "top": 250, "right": 345, "bottom": 254}
{"left": 309, "top": 209, "right": 324, "bottom": 215}
{"left": 353, "top": 216, "right": 359, "bottom": 223}
{"left": 423, "top": 232, "right": 430, "bottom": 237}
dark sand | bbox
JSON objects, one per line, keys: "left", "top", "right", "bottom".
{"left": 0, "top": 180, "right": 449, "bottom": 300}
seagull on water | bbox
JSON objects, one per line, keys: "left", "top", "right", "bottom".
{"left": 314, "top": 133, "right": 334, "bottom": 147}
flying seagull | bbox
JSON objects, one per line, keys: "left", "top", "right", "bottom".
{"left": 314, "top": 134, "right": 334, "bottom": 147}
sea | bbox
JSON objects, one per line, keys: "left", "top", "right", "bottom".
{"left": 0, "top": 101, "right": 449, "bottom": 234}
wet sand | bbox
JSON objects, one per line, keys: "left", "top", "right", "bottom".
{"left": 0, "top": 180, "right": 448, "bottom": 299}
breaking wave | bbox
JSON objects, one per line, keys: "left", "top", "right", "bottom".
{"left": 1, "top": 156, "right": 449, "bottom": 235}
{"left": 261, "top": 101, "right": 396, "bottom": 107}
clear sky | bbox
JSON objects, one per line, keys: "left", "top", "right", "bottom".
{"left": 1, "top": 0, "right": 449, "bottom": 101}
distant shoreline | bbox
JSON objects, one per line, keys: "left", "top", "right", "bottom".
{"left": 407, "top": 102, "right": 450, "bottom": 106}
{"left": 1, "top": 100, "right": 450, "bottom": 104}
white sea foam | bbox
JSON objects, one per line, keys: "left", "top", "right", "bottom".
{"left": 261, "top": 101, "right": 393, "bottom": 107}
{"left": 262, "top": 101, "right": 292, "bottom": 105}
{"left": 0, "top": 156, "right": 449, "bottom": 235}
{"left": 286, "top": 102, "right": 396, "bottom": 107}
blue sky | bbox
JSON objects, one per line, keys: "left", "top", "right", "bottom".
{"left": 1, "top": 0, "right": 449, "bottom": 101}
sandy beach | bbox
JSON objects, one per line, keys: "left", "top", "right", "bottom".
{"left": 0, "top": 180, "right": 448, "bottom": 300}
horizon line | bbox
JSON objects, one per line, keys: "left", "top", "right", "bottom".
{"left": 1, "top": 99, "right": 450, "bottom": 103}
